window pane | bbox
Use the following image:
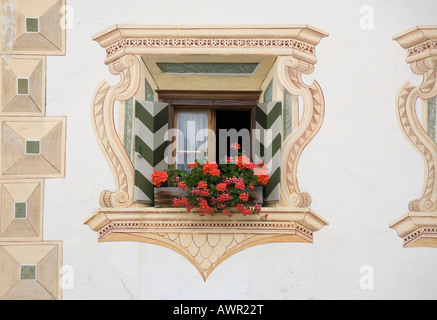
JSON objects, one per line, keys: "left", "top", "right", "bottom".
{"left": 176, "top": 112, "right": 208, "bottom": 170}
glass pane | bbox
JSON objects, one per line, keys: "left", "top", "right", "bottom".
{"left": 177, "top": 112, "right": 208, "bottom": 170}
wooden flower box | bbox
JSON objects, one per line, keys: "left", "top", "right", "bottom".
{"left": 153, "top": 186, "right": 263, "bottom": 208}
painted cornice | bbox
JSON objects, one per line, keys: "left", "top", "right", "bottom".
{"left": 93, "top": 24, "right": 328, "bottom": 65}
{"left": 394, "top": 25, "right": 437, "bottom": 64}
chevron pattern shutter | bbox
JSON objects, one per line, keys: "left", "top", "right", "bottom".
{"left": 133, "top": 100, "right": 169, "bottom": 203}
{"left": 255, "top": 101, "right": 282, "bottom": 203}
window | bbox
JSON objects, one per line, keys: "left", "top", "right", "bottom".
{"left": 161, "top": 90, "right": 258, "bottom": 170}
{"left": 174, "top": 110, "right": 211, "bottom": 171}
{"left": 173, "top": 108, "right": 254, "bottom": 170}
{"left": 132, "top": 89, "right": 283, "bottom": 204}
{"left": 88, "top": 25, "right": 330, "bottom": 280}
{"left": 216, "top": 109, "right": 252, "bottom": 163}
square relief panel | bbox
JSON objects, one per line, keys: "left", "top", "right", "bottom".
{"left": 0, "top": 179, "right": 43, "bottom": 241}
{"left": 0, "top": 0, "right": 66, "bottom": 55}
{"left": 0, "top": 242, "right": 62, "bottom": 300}
{"left": 0, "top": 117, "right": 66, "bottom": 178}
{"left": 1, "top": 56, "right": 46, "bottom": 115}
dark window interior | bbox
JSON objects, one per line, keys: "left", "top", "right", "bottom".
{"left": 215, "top": 109, "right": 251, "bottom": 163}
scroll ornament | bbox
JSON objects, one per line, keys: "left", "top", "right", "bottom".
{"left": 91, "top": 55, "right": 141, "bottom": 208}
{"left": 277, "top": 56, "right": 325, "bottom": 208}
{"left": 397, "top": 56, "right": 437, "bottom": 212}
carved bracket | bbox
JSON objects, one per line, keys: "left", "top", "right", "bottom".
{"left": 399, "top": 58, "right": 437, "bottom": 212}
{"left": 277, "top": 56, "right": 325, "bottom": 208}
{"left": 91, "top": 55, "right": 141, "bottom": 208}
{"left": 391, "top": 26, "right": 437, "bottom": 247}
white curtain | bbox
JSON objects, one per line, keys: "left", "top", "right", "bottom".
{"left": 177, "top": 112, "right": 208, "bottom": 171}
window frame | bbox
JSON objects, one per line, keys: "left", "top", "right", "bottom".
{"left": 158, "top": 90, "right": 261, "bottom": 167}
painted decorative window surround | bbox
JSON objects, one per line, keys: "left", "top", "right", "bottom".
{"left": 86, "top": 25, "right": 329, "bottom": 280}
{"left": 390, "top": 26, "right": 437, "bottom": 248}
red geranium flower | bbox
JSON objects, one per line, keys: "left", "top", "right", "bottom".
{"left": 239, "top": 192, "right": 249, "bottom": 202}
{"left": 188, "top": 161, "right": 198, "bottom": 169}
{"left": 216, "top": 183, "right": 227, "bottom": 192}
{"left": 157, "top": 158, "right": 266, "bottom": 218}
{"left": 235, "top": 181, "right": 246, "bottom": 190}
{"left": 151, "top": 171, "right": 168, "bottom": 187}
{"left": 198, "top": 181, "right": 208, "bottom": 189}
{"left": 235, "top": 155, "right": 251, "bottom": 169}
{"left": 255, "top": 174, "right": 269, "bottom": 186}
{"left": 172, "top": 197, "right": 189, "bottom": 207}
{"left": 217, "top": 193, "right": 232, "bottom": 203}
{"left": 236, "top": 204, "right": 245, "bottom": 212}
{"left": 254, "top": 167, "right": 269, "bottom": 186}
{"left": 177, "top": 181, "right": 187, "bottom": 191}
{"left": 203, "top": 162, "right": 220, "bottom": 177}
{"left": 198, "top": 199, "right": 214, "bottom": 215}
{"left": 242, "top": 208, "right": 253, "bottom": 216}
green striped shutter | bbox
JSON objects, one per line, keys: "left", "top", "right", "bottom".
{"left": 255, "top": 101, "right": 282, "bottom": 203}
{"left": 133, "top": 100, "right": 169, "bottom": 203}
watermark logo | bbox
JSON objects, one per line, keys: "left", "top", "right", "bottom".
{"left": 60, "top": 5, "right": 74, "bottom": 30}
{"left": 359, "top": 5, "right": 374, "bottom": 30}
{"left": 359, "top": 265, "right": 374, "bottom": 290}
{"left": 164, "top": 127, "right": 275, "bottom": 173}
{"left": 60, "top": 265, "right": 74, "bottom": 290}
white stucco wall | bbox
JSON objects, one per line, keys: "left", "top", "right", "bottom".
{"left": 43, "top": 0, "right": 437, "bottom": 300}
